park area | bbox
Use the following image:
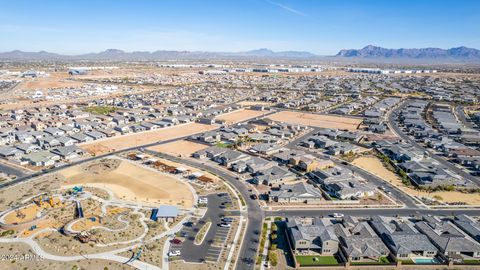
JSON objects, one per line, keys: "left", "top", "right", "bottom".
{"left": 80, "top": 122, "right": 216, "bottom": 155}
{"left": 268, "top": 111, "right": 362, "bottom": 131}
{"left": 352, "top": 155, "right": 480, "bottom": 205}
{"left": 59, "top": 158, "right": 194, "bottom": 208}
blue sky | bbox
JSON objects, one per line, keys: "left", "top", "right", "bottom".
{"left": 0, "top": 0, "right": 479, "bottom": 54}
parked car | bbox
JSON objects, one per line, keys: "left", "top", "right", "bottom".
{"left": 170, "top": 238, "right": 182, "bottom": 245}
{"left": 222, "top": 217, "right": 234, "bottom": 223}
{"left": 219, "top": 223, "right": 231, "bottom": 228}
{"left": 250, "top": 194, "right": 258, "bottom": 200}
{"left": 168, "top": 250, "right": 181, "bottom": 257}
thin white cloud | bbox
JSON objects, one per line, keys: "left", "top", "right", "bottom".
{"left": 266, "top": 0, "right": 308, "bottom": 17}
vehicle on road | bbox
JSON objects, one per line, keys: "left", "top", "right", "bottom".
{"left": 331, "top": 213, "right": 344, "bottom": 218}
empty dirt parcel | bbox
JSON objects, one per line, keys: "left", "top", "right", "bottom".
{"left": 216, "top": 109, "right": 268, "bottom": 124}
{"left": 59, "top": 158, "right": 194, "bottom": 208}
{"left": 268, "top": 111, "right": 362, "bottom": 131}
{"left": 80, "top": 122, "right": 217, "bottom": 155}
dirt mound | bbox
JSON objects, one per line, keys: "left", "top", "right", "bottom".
{"left": 82, "top": 159, "right": 120, "bottom": 175}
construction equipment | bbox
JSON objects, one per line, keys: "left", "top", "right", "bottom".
{"left": 48, "top": 196, "right": 54, "bottom": 207}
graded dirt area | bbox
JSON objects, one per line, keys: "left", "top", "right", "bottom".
{"left": 216, "top": 109, "right": 268, "bottom": 124}
{"left": 352, "top": 156, "right": 480, "bottom": 205}
{"left": 3, "top": 204, "right": 41, "bottom": 224}
{"left": 268, "top": 111, "right": 362, "bottom": 131}
{"left": 147, "top": 140, "right": 208, "bottom": 157}
{"left": 237, "top": 101, "right": 273, "bottom": 107}
{"left": 14, "top": 72, "right": 84, "bottom": 91}
{"left": 60, "top": 158, "right": 194, "bottom": 208}
{"left": 80, "top": 122, "right": 216, "bottom": 155}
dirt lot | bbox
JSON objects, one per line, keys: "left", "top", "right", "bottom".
{"left": 81, "top": 123, "right": 216, "bottom": 155}
{"left": 352, "top": 156, "right": 480, "bottom": 205}
{"left": 147, "top": 140, "right": 208, "bottom": 157}
{"left": 268, "top": 111, "right": 362, "bottom": 131}
{"left": 15, "top": 72, "right": 84, "bottom": 91}
{"left": 59, "top": 158, "right": 194, "bottom": 208}
{"left": 216, "top": 109, "right": 268, "bottom": 124}
{"left": 237, "top": 101, "right": 273, "bottom": 107}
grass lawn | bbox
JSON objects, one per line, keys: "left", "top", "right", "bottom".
{"left": 463, "top": 260, "right": 480, "bottom": 264}
{"left": 296, "top": 255, "right": 339, "bottom": 266}
{"left": 85, "top": 106, "right": 117, "bottom": 115}
{"left": 215, "top": 142, "right": 232, "bottom": 148}
{"left": 351, "top": 256, "right": 392, "bottom": 265}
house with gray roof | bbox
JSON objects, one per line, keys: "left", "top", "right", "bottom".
{"left": 453, "top": 215, "right": 480, "bottom": 243}
{"left": 369, "top": 216, "right": 437, "bottom": 260}
{"left": 252, "top": 165, "right": 296, "bottom": 186}
{"left": 335, "top": 220, "right": 389, "bottom": 262}
{"left": 287, "top": 217, "right": 339, "bottom": 255}
{"left": 415, "top": 216, "right": 480, "bottom": 261}
{"left": 268, "top": 182, "right": 323, "bottom": 204}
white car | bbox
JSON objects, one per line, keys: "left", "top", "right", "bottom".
{"left": 168, "top": 250, "right": 181, "bottom": 257}
{"left": 219, "top": 223, "right": 231, "bottom": 228}
{"left": 198, "top": 198, "right": 208, "bottom": 204}
{"left": 331, "top": 213, "right": 344, "bottom": 218}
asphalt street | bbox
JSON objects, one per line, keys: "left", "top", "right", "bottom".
{"left": 171, "top": 193, "right": 236, "bottom": 263}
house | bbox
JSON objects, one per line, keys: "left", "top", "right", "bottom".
{"left": 57, "top": 136, "right": 77, "bottom": 147}
{"left": 252, "top": 165, "right": 296, "bottom": 186}
{"left": 22, "top": 151, "right": 59, "bottom": 167}
{"left": 213, "top": 149, "right": 249, "bottom": 168}
{"left": 415, "top": 216, "right": 480, "bottom": 261}
{"left": 37, "top": 136, "right": 61, "bottom": 149}
{"left": 16, "top": 143, "right": 41, "bottom": 154}
{"left": 369, "top": 216, "right": 437, "bottom": 260}
{"left": 453, "top": 215, "right": 480, "bottom": 243}
{"left": 335, "top": 219, "right": 389, "bottom": 263}
{"left": 70, "top": 133, "right": 94, "bottom": 143}
{"left": 44, "top": 127, "right": 65, "bottom": 137}
{"left": 86, "top": 130, "right": 106, "bottom": 140}
{"left": 231, "top": 157, "right": 275, "bottom": 174}
{"left": 268, "top": 182, "right": 323, "bottom": 204}
{"left": 51, "top": 145, "right": 85, "bottom": 160}
{"left": 310, "top": 167, "right": 375, "bottom": 200}
{"left": 287, "top": 217, "right": 339, "bottom": 255}
{"left": 0, "top": 146, "right": 20, "bottom": 158}
{"left": 248, "top": 143, "right": 281, "bottom": 155}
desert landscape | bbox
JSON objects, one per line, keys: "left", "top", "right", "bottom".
{"left": 80, "top": 122, "right": 217, "bottom": 155}
{"left": 60, "top": 158, "right": 194, "bottom": 208}
{"left": 147, "top": 140, "right": 209, "bottom": 157}
{"left": 268, "top": 111, "right": 362, "bottom": 131}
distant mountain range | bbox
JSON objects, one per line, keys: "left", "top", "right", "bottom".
{"left": 0, "top": 46, "right": 479, "bottom": 61}
{"left": 336, "top": 45, "right": 480, "bottom": 59}
{"left": 0, "top": 48, "right": 316, "bottom": 61}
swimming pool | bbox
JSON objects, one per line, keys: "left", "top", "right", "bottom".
{"left": 413, "top": 258, "right": 438, "bottom": 264}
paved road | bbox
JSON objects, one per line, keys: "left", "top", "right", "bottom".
{"left": 388, "top": 100, "right": 480, "bottom": 187}
{"left": 0, "top": 162, "right": 28, "bottom": 178}
{"left": 455, "top": 105, "right": 477, "bottom": 129}
{"left": 145, "top": 151, "right": 262, "bottom": 270}
{"left": 267, "top": 208, "right": 480, "bottom": 218}
{"left": 286, "top": 128, "right": 420, "bottom": 208}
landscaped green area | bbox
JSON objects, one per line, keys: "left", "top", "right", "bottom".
{"left": 463, "top": 260, "right": 480, "bottom": 264}
{"left": 214, "top": 142, "right": 232, "bottom": 148}
{"left": 296, "top": 255, "right": 340, "bottom": 266}
{"left": 351, "top": 256, "right": 392, "bottom": 265}
{"left": 84, "top": 106, "right": 118, "bottom": 115}
{"left": 194, "top": 221, "right": 211, "bottom": 245}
